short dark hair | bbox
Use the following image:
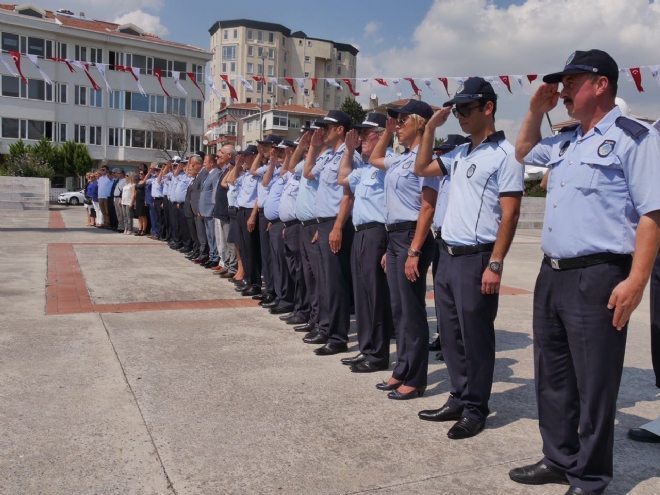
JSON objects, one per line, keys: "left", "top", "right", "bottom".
{"left": 589, "top": 74, "right": 617, "bottom": 97}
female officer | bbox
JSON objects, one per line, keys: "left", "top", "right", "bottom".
{"left": 369, "top": 100, "right": 438, "bottom": 400}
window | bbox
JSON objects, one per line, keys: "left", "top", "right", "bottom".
{"left": 304, "top": 71, "right": 309, "bottom": 78}
{"left": 258, "top": 47, "right": 264, "bottom": 57}
{"left": 170, "top": 60, "right": 186, "bottom": 79}
{"left": 268, "top": 48, "right": 275, "bottom": 59}
{"left": 247, "top": 29, "right": 253, "bottom": 40}
{"left": 307, "top": 40, "right": 312, "bottom": 47}
{"left": 27, "top": 79, "right": 48, "bottom": 101}
{"left": 289, "top": 118, "right": 300, "bottom": 129}
{"left": 338, "top": 52, "right": 343, "bottom": 61}
{"left": 74, "top": 124, "right": 86, "bottom": 144}
{"left": 90, "top": 88, "right": 102, "bottom": 107}
{"left": 257, "top": 31, "right": 263, "bottom": 42}
{"left": 191, "top": 63, "right": 204, "bottom": 81}
{"left": 109, "top": 50, "right": 124, "bottom": 70}
{"left": 267, "top": 65, "right": 274, "bottom": 77}
{"left": 268, "top": 32, "right": 274, "bottom": 43}
{"left": 190, "top": 135, "right": 201, "bottom": 151}
{"left": 152, "top": 131, "right": 166, "bottom": 150}
{"left": 1, "top": 118, "right": 19, "bottom": 138}
{"left": 54, "top": 123, "right": 67, "bottom": 142}
{"left": 246, "top": 63, "right": 254, "bottom": 74}
{"left": 337, "top": 66, "right": 342, "bottom": 75}
{"left": 272, "top": 111, "right": 288, "bottom": 127}
{"left": 56, "top": 42, "right": 67, "bottom": 59}
{"left": 230, "top": 62, "right": 236, "bottom": 73}
{"left": 27, "top": 120, "right": 49, "bottom": 140}
{"left": 223, "top": 29, "right": 228, "bottom": 40}
{"left": 257, "top": 64, "right": 263, "bottom": 75}
{"left": 89, "top": 126, "right": 102, "bottom": 145}
{"left": 1, "top": 75, "right": 20, "bottom": 97}
{"left": 130, "top": 92, "right": 149, "bottom": 112}
{"left": 221, "top": 63, "right": 227, "bottom": 73}
{"left": 109, "top": 90, "right": 124, "bottom": 109}
{"left": 149, "top": 95, "right": 165, "bottom": 113}
{"left": 75, "top": 45, "right": 87, "bottom": 62}
{"left": 222, "top": 45, "right": 237, "bottom": 60}
{"left": 267, "top": 83, "right": 273, "bottom": 94}
{"left": 154, "top": 57, "right": 167, "bottom": 77}
{"left": 108, "top": 128, "right": 124, "bottom": 147}
{"left": 128, "top": 53, "right": 147, "bottom": 72}
{"left": 27, "top": 36, "right": 45, "bottom": 56}
{"left": 304, "top": 89, "right": 309, "bottom": 96}
{"left": 131, "top": 129, "right": 146, "bottom": 148}
{"left": 55, "top": 83, "right": 67, "bottom": 103}
{"left": 90, "top": 48, "right": 102, "bottom": 64}
{"left": 166, "top": 96, "right": 186, "bottom": 116}
{"left": 304, "top": 56, "right": 310, "bottom": 63}
{"left": 74, "top": 86, "right": 87, "bottom": 106}
{"left": 233, "top": 29, "right": 238, "bottom": 39}
{"left": 247, "top": 46, "right": 254, "bottom": 57}
{"left": 192, "top": 100, "right": 203, "bottom": 119}
{"left": 1, "top": 32, "right": 19, "bottom": 52}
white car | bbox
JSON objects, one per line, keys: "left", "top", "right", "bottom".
{"left": 58, "top": 189, "right": 86, "bottom": 205}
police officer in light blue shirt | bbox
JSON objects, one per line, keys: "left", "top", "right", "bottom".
{"left": 303, "top": 110, "right": 358, "bottom": 356}
{"left": 172, "top": 161, "right": 192, "bottom": 251}
{"left": 336, "top": 113, "right": 394, "bottom": 372}
{"left": 370, "top": 100, "right": 439, "bottom": 401}
{"left": 415, "top": 78, "right": 524, "bottom": 439}
{"left": 508, "top": 50, "right": 660, "bottom": 495}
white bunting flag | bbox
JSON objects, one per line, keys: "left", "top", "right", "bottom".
{"left": 172, "top": 71, "right": 188, "bottom": 96}
{"left": 132, "top": 67, "right": 147, "bottom": 96}
{"left": 239, "top": 76, "right": 254, "bottom": 92}
{"left": 326, "top": 78, "right": 342, "bottom": 89}
{"left": 422, "top": 78, "right": 434, "bottom": 93}
{"left": 26, "top": 54, "right": 53, "bottom": 85}
{"left": 649, "top": 65, "right": 660, "bottom": 88}
{"left": 206, "top": 74, "right": 222, "bottom": 99}
{"left": 94, "top": 62, "right": 112, "bottom": 92}
{"left": 0, "top": 53, "right": 18, "bottom": 76}
{"left": 294, "top": 77, "right": 305, "bottom": 90}
{"left": 391, "top": 78, "right": 400, "bottom": 85}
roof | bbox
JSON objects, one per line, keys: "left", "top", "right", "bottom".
{"left": 289, "top": 30, "right": 358, "bottom": 56}
{"left": 209, "top": 19, "right": 291, "bottom": 37}
{"left": 242, "top": 104, "right": 327, "bottom": 119}
{"left": 0, "top": 3, "right": 210, "bottom": 54}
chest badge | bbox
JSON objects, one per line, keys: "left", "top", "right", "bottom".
{"left": 371, "top": 171, "right": 377, "bottom": 179}
{"left": 466, "top": 163, "right": 476, "bottom": 178}
{"left": 597, "top": 140, "right": 615, "bottom": 157}
{"left": 559, "top": 141, "right": 570, "bottom": 157}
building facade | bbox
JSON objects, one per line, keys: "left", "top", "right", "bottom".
{"left": 0, "top": 4, "right": 212, "bottom": 167}
{"left": 240, "top": 104, "right": 326, "bottom": 147}
{"left": 207, "top": 19, "right": 358, "bottom": 124}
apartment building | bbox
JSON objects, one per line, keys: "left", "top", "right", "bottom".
{"left": 207, "top": 19, "right": 358, "bottom": 122}
{"left": 0, "top": 4, "right": 211, "bottom": 166}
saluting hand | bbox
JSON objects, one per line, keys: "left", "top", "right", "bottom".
{"left": 530, "top": 83, "right": 560, "bottom": 114}
{"left": 608, "top": 278, "right": 645, "bottom": 331}
{"left": 345, "top": 129, "right": 360, "bottom": 152}
{"left": 311, "top": 128, "right": 325, "bottom": 148}
{"left": 298, "top": 131, "right": 312, "bottom": 148}
{"left": 385, "top": 117, "right": 397, "bottom": 134}
{"left": 428, "top": 107, "right": 451, "bottom": 129}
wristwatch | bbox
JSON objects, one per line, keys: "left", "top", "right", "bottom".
{"left": 488, "top": 260, "right": 503, "bottom": 274}
{"left": 407, "top": 247, "right": 421, "bottom": 257}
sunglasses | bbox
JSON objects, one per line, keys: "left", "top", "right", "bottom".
{"left": 395, "top": 115, "right": 411, "bottom": 126}
{"left": 452, "top": 103, "right": 481, "bottom": 118}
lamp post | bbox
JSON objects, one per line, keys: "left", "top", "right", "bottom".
{"left": 259, "top": 55, "right": 266, "bottom": 140}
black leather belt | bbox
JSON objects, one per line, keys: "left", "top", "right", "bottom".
{"left": 385, "top": 221, "right": 417, "bottom": 232}
{"left": 354, "top": 221, "right": 384, "bottom": 232}
{"left": 229, "top": 206, "right": 238, "bottom": 213}
{"left": 258, "top": 207, "right": 265, "bottom": 213}
{"left": 238, "top": 206, "right": 253, "bottom": 211}
{"left": 316, "top": 216, "right": 336, "bottom": 224}
{"left": 442, "top": 241, "right": 494, "bottom": 256}
{"left": 300, "top": 219, "right": 317, "bottom": 227}
{"left": 268, "top": 218, "right": 281, "bottom": 224}
{"left": 543, "top": 252, "right": 631, "bottom": 271}
{"left": 283, "top": 220, "right": 299, "bottom": 227}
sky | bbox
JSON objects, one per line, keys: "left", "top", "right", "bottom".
{"left": 34, "top": 0, "right": 660, "bottom": 137}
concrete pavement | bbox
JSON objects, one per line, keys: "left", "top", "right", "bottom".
{"left": 0, "top": 205, "right": 657, "bottom": 494}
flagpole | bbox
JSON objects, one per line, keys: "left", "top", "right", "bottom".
{"left": 259, "top": 55, "right": 265, "bottom": 140}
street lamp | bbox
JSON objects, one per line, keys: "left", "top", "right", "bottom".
{"left": 259, "top": 55, "right": 266, "bottom": 140}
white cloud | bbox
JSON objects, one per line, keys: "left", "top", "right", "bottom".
{"left": 34, "top": 0, "right": 163, "bottom": 20}
{"left": 357, "top": 0, "right": 660, "bottom": 135}
{"left": 363, "top": 21, "right": 381, "bottom": 37}
{"left": 113, "top": 10, "right": 169, "bottom": 36}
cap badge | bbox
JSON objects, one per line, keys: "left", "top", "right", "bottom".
{"left": 597, "top": 140, "right": 615, "bottom": 157}
{"left": 466, "top": 163, "right": 476, "bottom": 178}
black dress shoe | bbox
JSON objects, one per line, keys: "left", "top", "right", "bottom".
{"left": 220, "top": 271, "right": 236, "bottom": 279}
{"left": 340, "top": 353, "right": 366, "bottom": 366}
{"left": 429, "top": 337, "right": 442, "bottom": 351}
{"left": 350, "top": 360, "right": 388, "bottom": 373}
{"left": 284, "top": 314, "right": 307, "bottom": 325}
{"left": 270, "top": 305, "right": 293, "bottom": 315}
{"left": 234, "top": 282, "right": 248, "bottom": 292}
{"left": 193, "top": 256, "right": 209, "bottom": 264}
{"left": 418, "top": 403, "right": 464, "bottom": 422}
{"left": 628, "top": 427, "right": 660, "bottom": 443}
{"left": 564, "top": 487, "right": 597, "bottom": 495}
{"left": 375, "top": 380, "right": 402, "bottom": 391}
{"left": 203, "top": 260, "right": 218, "bottom": 268}
{"left": 294, "top": 323, "right": 315, "bottom": 333}
{"left": 260, "top": 300, "right": 279, "bottom": 309}
{"left": 509, "top": 460, "right": 569, "bottom": 485}
{"left": 435, "top": 351, "right": 444, "bottom": 361}
{"left": 447, "top": 417, "right": 485, "bottom": 439}
{"left": 314, "top": 343, "right": 348, "bottom": 355}
{"left": 241, "top": 287, "right": 261, "bottom": 297}
{"left": 387, "top": 387, "right": 425, "bottom": 400}
{"left": 252, "top": 293, "right": 264, "bottom": 300}
{"left": 304, "top": 333, "right": 328, "bottom": 345}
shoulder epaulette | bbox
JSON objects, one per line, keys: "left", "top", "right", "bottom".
{"left": 558, "top": 123, "right": 579, "bottom": 133}
{"left": 615, "top": 116, "right": 649, "bottom": 140}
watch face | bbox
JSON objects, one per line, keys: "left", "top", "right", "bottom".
{"left": 489, "top": 261, "right": 502, "bottom": 273}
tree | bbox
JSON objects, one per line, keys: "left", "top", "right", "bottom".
{"left": 1, "top": 139, "right": 54, "bottom": 178}
{"left": 340, "top": 98, "right": 367, "bottom": 126}
{"left": 145, "top": 113, "right": 190, "bottom": 160}
{"left": 55, "top": 141, "right": 93, "bottom": 177}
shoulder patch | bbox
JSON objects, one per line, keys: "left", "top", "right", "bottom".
{"left": 558, "top": 123, "right": 579, "bottom": 133}
{"left": 615, "top": 116, "right": 649, "bottom": 140}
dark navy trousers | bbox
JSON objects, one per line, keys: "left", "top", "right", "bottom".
{"left": 386, "top": 229, "right": 433, "bottom": 388}
{"left": 651, "top": 252, "right": 660, "bottom": 387}
{"left": 533, "top": 258, "right": 631, "bottom": 493}
{"left": 300, "top": 223, "right": 322, "bottom": 329}
{"left": 258, "top": 211, "right": 275, "bottom": 297}
{"left": 436, "top": 245, "right": 498, "bottom": 421}
{"left": 236, "top": 207, "right": 261, "bottom": 288}
{"left": 283, "top": 223, "right": 309, "bottom": 319}
{"left": 268, "top": 220, "right": 293, "bottom": 307}
{"left": 351, "top": 225, "right": 392, "bottom": 366}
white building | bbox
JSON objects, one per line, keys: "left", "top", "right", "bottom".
{"left": 0, "top": 4, "right": 212, "bottom": 167}
{"left": 207, "top": 19, "right": 358, "bottom": 123}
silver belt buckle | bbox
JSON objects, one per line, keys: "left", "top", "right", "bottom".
{"left": 447, "top": 245, "right": 455, "bottom": 256}
{"left": 550, "top": 258, "right": 560, "bottom": 270}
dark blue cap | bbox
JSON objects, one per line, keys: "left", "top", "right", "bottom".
{"left": 317, "top": 110, "right": 352, "bottom": 130}
{"left": 277, "top": 139, "right": 297, "bottom": 148}
{"left": 443, "top": 77, "right": 497, "bottom": 107}
{"left": 387, "top": 99, "right": 433, "bottom": 120}
{"left": 353, "top": 112, "right": 387, "bottom": 129}
{"left": 434, "top": 134, "right": 471, "bottom": 152}
{"left": 256, "top": 134, "right": 282, "bottom": 146}
{"left": 543, "top": 49, "right": 619, "bottom": 84}
{"left": 239, "top": 144, "right": 258, "bottom": 155}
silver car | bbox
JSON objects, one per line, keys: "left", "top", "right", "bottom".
{"left": 57, "top": 189, "right": 86, "bottom": 205}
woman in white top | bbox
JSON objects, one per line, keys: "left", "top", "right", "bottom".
{"left": 121, "top": 173, "right": 136, "bottom": 234}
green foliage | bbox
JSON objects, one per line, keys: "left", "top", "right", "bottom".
{"left": 525, "top": 180, "right": 547, "bottom": 197}
{"left": 340, "top": 98, "right": 367, "bottom": 126}
{"left": 1, "top": 138, "right": 91, "bottom": 178}
{"left": 434, "top": 137, "right": 446, "bottom": 148}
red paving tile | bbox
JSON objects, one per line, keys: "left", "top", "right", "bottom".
{"left": 48, "top": 210, "right": 66, "bottom": 229}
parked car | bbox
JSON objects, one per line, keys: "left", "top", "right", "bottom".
{"left": 58, "top": 189, "right": 85, "bottom": 205}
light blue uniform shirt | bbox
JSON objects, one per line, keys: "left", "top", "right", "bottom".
{"left": 524, "top": 106, "right": 660, "bottom": 258}
{"left": 257, "top": 165, "right": 277, "bottom": 208}
{"left": 97, "top": 175, "right": 112, "bottom": 198}
{"left": 236, "top": 166, "right": 265, "bottom": 208}
{"left": 348, "top": 155, "right": 387, "bottom": 226}
{"left": 312, "top": 143, "right": 360, "bottom": 218}
{"left": 439, "top": 132, "right": 523, "bottom": 246}
{"left": 172, "top": 174, "right": 192, "bottom": 203}
{"left": 151, "top": 176, "right": 163, "bottom": 198}
{"left": 426, "top": 174, "right": 451, "bottom": 231}
{"left": 263, "top": 169, "right": 286, "bottom": 221}
{"left": 161, "top": 172, "right": 173, "bottom": 198}
{"left": 228, "top": 182, "right": 239, "bottom": 208}
{"left": 295, "top": 155, "right": 325, "bottom": 221}
{"left": 168, "top": 173, "right": 180, "bottom": 200}
{"left": 383, "top": 146, "right": 437, "bottom": 224}
{"left": 279, "top": 163, "right": 302, "bottom": 222}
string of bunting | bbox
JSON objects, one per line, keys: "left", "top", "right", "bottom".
{"left": 1, "top": 51, "right": 658, "bottom": 101}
